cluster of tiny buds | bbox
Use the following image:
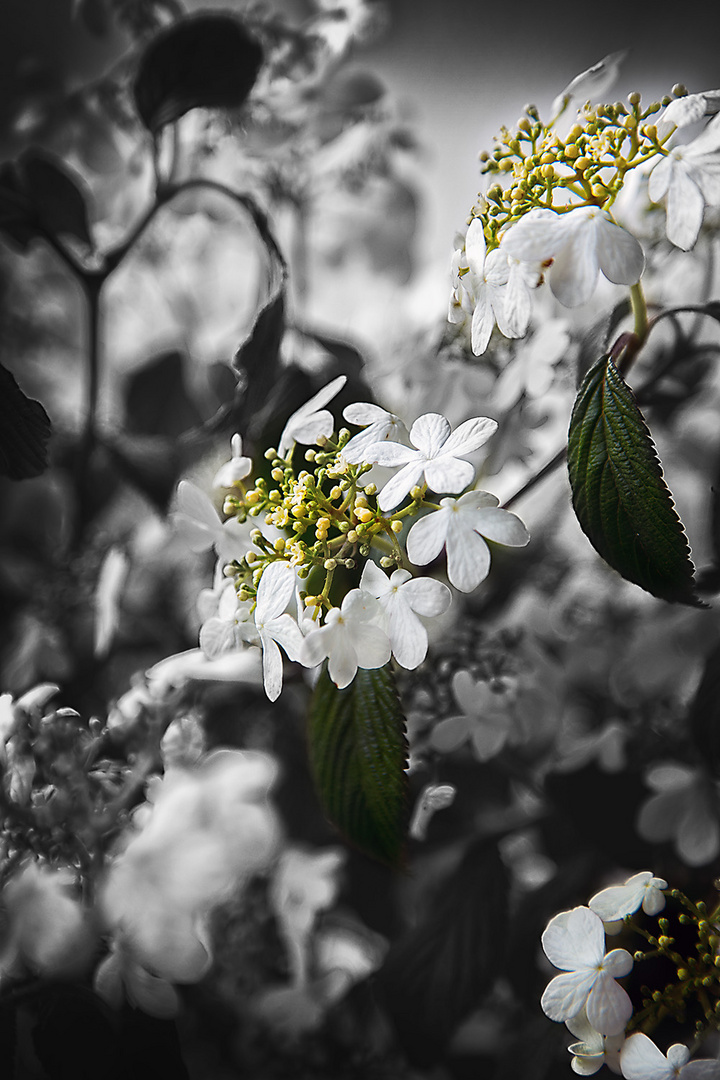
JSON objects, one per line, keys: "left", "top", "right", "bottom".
{"left": 471, "top": 84, "right": 685, "bottom": 247}
{"left": 219, "top": 431, "right": 422, "bottom": 612}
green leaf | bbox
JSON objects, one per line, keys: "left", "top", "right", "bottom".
{"left": 0, "top": 362, "right": 51, "bottom": 479}
{"left": 133, "top": 13, "right": 264, "bottom": 134}
{"left": 567, "top": 354, "right": 700, "bottom": 605}
{"left": 308, "top": 664, "right": 408, "bottom": 867}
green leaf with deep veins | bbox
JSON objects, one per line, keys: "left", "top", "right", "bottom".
{"left": 308, "top": 664, "right": 408, "bottom": 867}
{"left": 567, "top": 354, "right": 701, "bottom": 605}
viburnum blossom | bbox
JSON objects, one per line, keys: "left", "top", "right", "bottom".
{"left": 541, "top": 906, "right": 633, "bottom": 1035}
{"left": 501, "top": 206, "right": 645, "bottom": 307}
{"left": 620, "top": 1033, "right": 720, "bottom": 1080}
{"left": 449, "top": 216, "right": 537, "bottom": 355}
{"left": 566, "top": 1010, "right": 624, "bottom": 1076}
{"left": 341, "top": 402, "right": 408, "bottom": 465}
{"left": 655, "top": 89, "right": 720, "bottom": 138}
{"left": 648, "top": 114, "right": 720, "bottom": 250}
{"left": 358, "top": 559, "right": 451, "bottom": 669}
{"left": 278, "top": 375, "right": 347, "bottom": 457}
{"left": 300, "top": 589, "right": 391, "bottom": 689}
{"left": 589, "top": 871, "right": 668, "bottom": 925}
{"left": 430, "top": 668, "right": 518, "bottom": 761}
{"left": 406, "top": 490, "right": 529, "bottom": 593}
{"left": 252, "top": 560, "right": 305, "bottom": 701}
{"left": 212, "top": 432, "right": 252, "bottom": 488}
{"left": 365, "top": 412, "right": 498, "bottom": 512}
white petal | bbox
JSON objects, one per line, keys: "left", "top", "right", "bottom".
{"left": 445, "top": 515, "right": 491, "bottom": 592}
{"left": 260, "top": 632, "right": 284, "bottom": 701}
{"left": 359, "top": 559, "right": 392, "bottom": 598}
{"left": 471, "top": 287, "right": 496, "bottom": 355}
{"left": 441, "top": 416, "right": 499, "bottom": 457}
{"left": 586, "top": 973, "right": 632, "bottom": 1036}
{"left": 266, "top": 614, "right": 305, "bottom": 663}
{"left": 542, "top": 907, "right": 605, "bottom": 971}
{"left": 386, "top": 597, "right": 428, "bottom": 669}
{"left": 542, "top": 969, "right": 598, "bottom": 1022}
{"left": 473, "top": 506, "right": 530, "bottom": 547}
{"left": 648, "top": 156, "right": 672, "bottom": 203}
{"left": 346, "top": 620, "right": 392, "bottom": 671}
{"left": 343, "top": 402, "right": 392, "bottom": 425}
{"left": 127, "top": 964, "right": 181, "bottom": 1019}
{"left": 464, "top": 216, "right": 487, "bottom": 275}
{"left": 667, "top": 1047, "right": 691, "bottom": 1071}
{"left": 406, "top": 508, "right": 450, "bottom": 567}
{"left": 424, "top": 456, "right": 475, "bottom": 495}
{"left": 548, "top": 218, "right": 599, "bottom": 307}
{"left": 596, "top": 217, "right": 645, "bottom": 285}
{"left": 470, "top": 718, "right": 509, "bottom": 761}
{"left": 502, "top": 208, "right": 572, "bottom": 262}
{"left": 681, "top": 1062, "right": 720, "bottom": 1080}
{"left": 256, "top": 561, "right": 296, "bottom": 624}
{"left": 666, "top": 169, "right": 705, "bottom": 250}
{"left": 399, "top": 576, "right": 452, "bottom": 617}
{"left": 430, "top": 714, "right": 471, "bottom": 752}
{"left": 409, "top": 413, "right": 452, "bottom": 457}
{"left": 589, "top": 878, "right": 647, "bottom": 922}
{"left": 327, "top": 628, "right": 360, "bottom": 689}
{"left": 377, "top": 461, "right": 426, "bottom": 512}
{"left": 620, "top": 1033, "right": 673, "bottom": 1080}
{"left": 363, "top": 441, "right": 418, "bottom": 467}
{"left": 300, "top": 624, "right": 333, "bottom": 668}
{"left": 603, "top": 949, "right": 633, "bottom": 978}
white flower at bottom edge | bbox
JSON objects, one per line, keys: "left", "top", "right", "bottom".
{"left": 541, "top": 906, "right": 633, "bottom": 1035}
{"left": 588, "top": 871, "right": 667, "bottom": 925}
{"left": 406, "top": 490, "right": 529, "bottom": 593}
{"left": 620, "top": 1033, "right": 720, "bottom": 1080}
{"left": 501, "top": 206, "right": 645, "bottom": 308}
{"left": 566, "top": 1010, "right": 624, "bottom": 1076}
{"left": 253, "top": 561, "right": 305, "bottom": 702}
{"left": 358, "top": 559, "right": 451, "bottom": 669}
{"left": 300, "top": 590, "right": 391, "bottom": 689}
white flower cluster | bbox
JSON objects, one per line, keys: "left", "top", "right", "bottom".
{"left": 175, "top": 377, "right": 530, "bottom": 699}
{"left": 450, "top": 63, "right": 720, "bottom": 356}
{"left": 540, "top": 872, "right": 720, "bottom": 1080}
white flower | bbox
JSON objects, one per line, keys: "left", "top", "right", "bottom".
{"left": 365, "top": 412, "right": 498, "bottom": 512}
{"left": 501, "top": 206, "right": 645, "bottom": 308}
{"left": 278, "top": 375, "right": 347, "bottom": 457}
{"left": 253, "top": 561, "right": 305, "bottom": 702}
{"left": 430, "top": 669, "right": 517, "bottom": 761}
{"left": 212, "top": 433, "right": 252, "bottom": 488}
{"left": 358, "top": 559, "right": 451, "bottom": 669}
{"left": 620, "top": 1033, "right": 720, "bottom": 1080}
{"left": 341, "top": 402, "right": 408, "bottom": 465}
{"left": 566, "top": 1010, "right": 624, "bottom": 1076}
{"left": 173, "top": 479, "right": 253, "bottom": 562}
{"left": 648, "top": 114, "right": 720, "bottom": 250}
{"left": 550, "top": 51, "right": 627, "bottom": 121}
{"left": 450, "top": 218, "right": 537, "bottom": 355}
{"left": 199, "top": 580, "right": 257, "bottom": 659}
{"left": 541, "top": 906, "right": 633, "bottom": 1035}
{"left": 656, "top": 90, "right": 720, "bottom": 139}
{"left": 300, "top": 590, "right": 391, "bottom": 689}
{"left": 270, "top": 846, "right": 345, "bottom": 986}
{"left": 636, "top": 763, "right": 720, "bottom": 867}
{"left": 589, "top": 871, "right": 667, "bottom": 925}
{"left": 406, "top": 490, "right": 529, "bottom": 593}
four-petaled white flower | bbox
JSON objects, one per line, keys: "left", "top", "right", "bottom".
{"left": 358, "top": 559, "right": 451, "bottom": 669}
{"left": 365, "top": 412, "right": 498, "bottom": 512}
{"left": 278, "top": 375, "right": 347, "bottom": 457}
{"left": 566, "top": 1010, "right": 624, "bottom": 1076}
{"left": 636, "top": 763, "right": 720, "bottom": 867}
{"left": 341, "top": 403, "right": 408, "bottom": 465}
{"left": 449, "top": 217, "right": 538, "bottom": 356}
{"left": 502, "top": 206, "right": 645, "bottom": 308}
{"left": 541, "top": 906, "right": 633, "bottom": 1035}
{"left": 430, "top": 668, "right": 517, "bottom": 761}
{"left": 406, "top": 490, "right": 529, "bottom": 593}
{"left": 300, "top": 590, "right": 391, "bottom": 689}
{"left": 648, "top": 115, "right": 720, "bottom": 250}
{"left": 253, "top": 561, "right": 305, "bottom": 701}
{"left": 213, "top": 433, "right": 252, "bottom": 488}
{"left": 589, "top": 871, "right": 667, "bottom": 926}
{"left": 620, "top": 1033, "right": 720, "bottom": 1080}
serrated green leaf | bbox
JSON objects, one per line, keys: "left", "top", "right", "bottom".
{"left": 308, "top": 664, "right": 408, "bottom": 867}
{"left": 567, "top": 354, "right": 700, "bottom": 605}
{"left": 133, "top": 13, "right": 263, "bottom": 134}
